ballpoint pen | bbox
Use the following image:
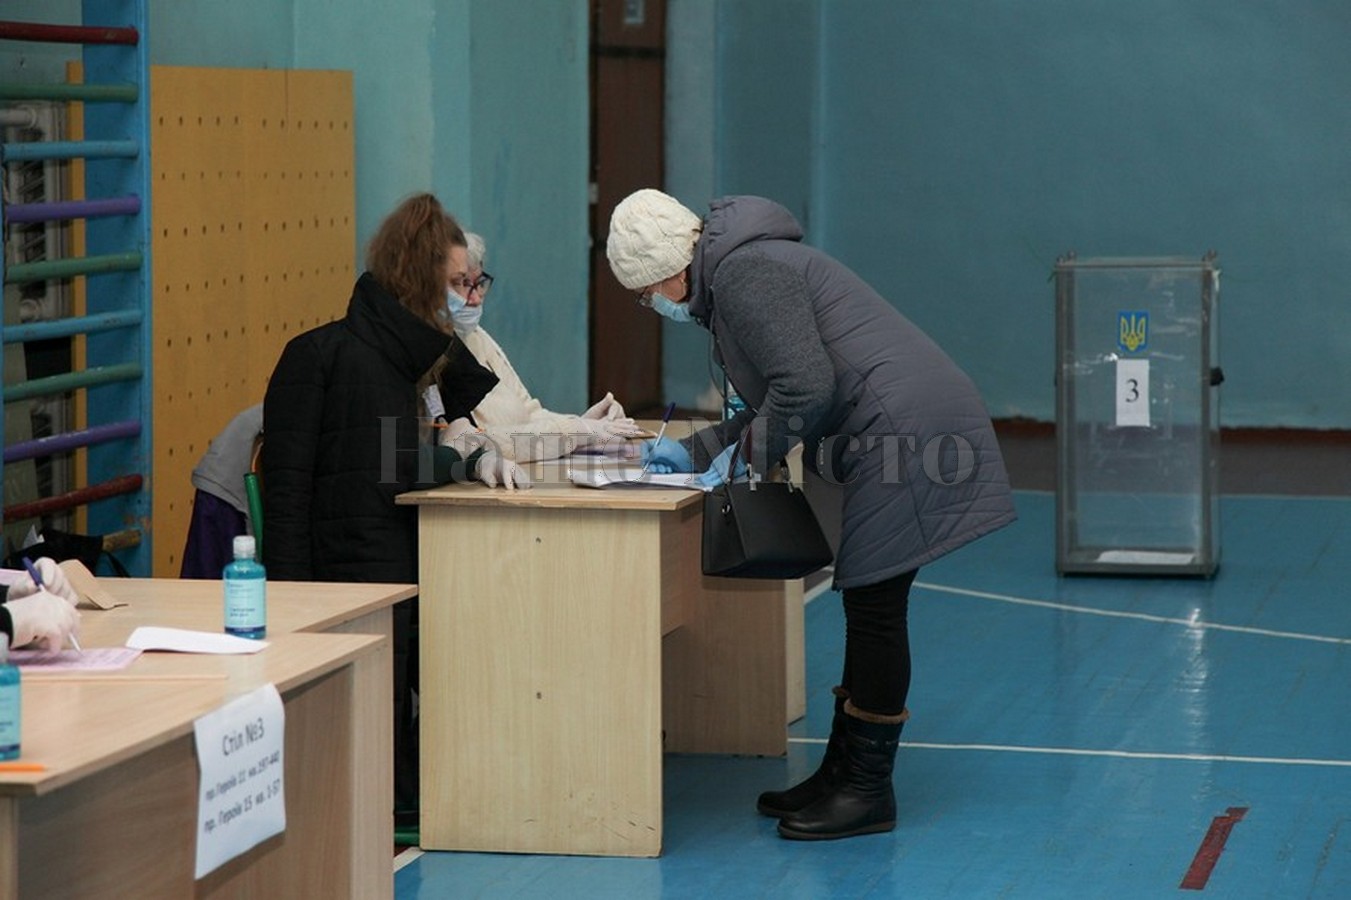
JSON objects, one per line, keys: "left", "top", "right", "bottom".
{"left": 21, "top": 557, "right": 82, "bottom": 653}
{"left": 639, "top": 402, "right": 677, "bottom": 477}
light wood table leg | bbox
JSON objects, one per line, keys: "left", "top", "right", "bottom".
{"left": 323, "top": 607, "right": 393, "bottom": 898}
{"left": 0, "top": 801, "right": 17, "bottom": 900}
{"left": 661, "top": 504, "right": 801, "bottom": 755}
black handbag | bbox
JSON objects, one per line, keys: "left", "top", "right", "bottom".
{"left": 701, "top": 433, "right": 833, "bottom": 580}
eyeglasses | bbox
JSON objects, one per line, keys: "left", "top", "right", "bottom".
{"left": 450, "top": 272, "right": 494, "bottom": 298}
{"left": 635, "top": 272, "right": 683, "bottom": 307}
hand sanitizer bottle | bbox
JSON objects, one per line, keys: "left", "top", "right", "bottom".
{"left": 0, "top": 642, "right": 20, "bottom": 760}
{"left": 223, "top": 535, "right": 267, "bottom": 639}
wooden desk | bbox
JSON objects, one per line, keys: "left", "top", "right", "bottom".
{"left": 73, "top": 578, "right": 415, "bottom": 642}
{"left": 398, "top": 476, "right": 805, "bottom": 857}
{"left": 0, "top": 579, "right": 413, "bottom": 899}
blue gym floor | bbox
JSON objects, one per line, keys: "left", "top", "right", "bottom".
{"left": 395, "top": 490, "right": 1351, "bottom": 898}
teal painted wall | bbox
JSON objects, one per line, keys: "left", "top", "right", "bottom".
{"left": 290, "top": 0, "right": 593, "bottom": 406}
{"left": 463, "top": 3, "right": 590, "bottom": 407}
{"left": 810, "top": 2, "right": 1351, "bottom": 424}
{"left": 662, "top": 0, "right": 826, "bottom": 414}
{"left": 0, "top": 1, "right": 82, "bottom": 82}
{"left": 716, "top": 0, "right": 819, "bottom": 232}
{"left": 151, "top": 1, "right": 295, "bottom": 69}
{"left": 7, "top": 1, "right": 1349, "bottom": 426}
{"left": 684, "top": 0, "right": 1351, "bottom": 428}
{"left": 662, "top": 0, "right": 719, "bottom": 410}
{"left": 818, "top": 0, "right": 1351, "bottom": 427}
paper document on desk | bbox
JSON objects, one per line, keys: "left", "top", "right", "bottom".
{"left": 10, "top": 646, "right": 142, "bottom": 671}
{"left": 568, "top": 440, "right": 648, "bottom": 458}
{"left": 568, "top": 465, "right": 711, "bottom": 491}
{"left": 127, "top": 626, "right": 269, "bottom": 654}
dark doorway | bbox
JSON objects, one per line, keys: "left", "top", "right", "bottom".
{"left": 589, "top": 0, "right": 666, "bottom": 414}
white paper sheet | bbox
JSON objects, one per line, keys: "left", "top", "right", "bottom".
{"left": 568, "top": 466, "right": 712, "bottom": 491}
{"left": 1115, "top": 358, "right": 1151, "bottom": 427}
{"left": 126, "top": 626, "right": 268, "bottom": 654}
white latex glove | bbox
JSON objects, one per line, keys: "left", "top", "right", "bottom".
{"left": 476, "top": 450, "right": 532, "bottom": 490}
{"left": 7, "top": 588, "right": 81, "bottom": 650}
{"left": 7, "top": 557, "right": 80, "bottom": 607}
{"left": 582, "top": 392, "right": 627, "bottom": 421}
{"left": 439, "top": 416, "right": 491, "bottom": 455}
{"left": 572, "top": 416, "right": 645, "bottom": 445}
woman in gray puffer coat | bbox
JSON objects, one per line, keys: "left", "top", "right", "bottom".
{"left": 607, "top": 190, "right": 1017, "bottom": 841}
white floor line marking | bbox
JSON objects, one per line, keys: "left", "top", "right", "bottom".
{"left": 914, "top": 581, "right": 1351, "bottom": 646}
{"left": 1007, "top": 488, "right": 1351, "bottom": 503}
{"left": 1220, "top": 493, "right": 1350, "bottom": 502}
{"left": 393, "top": 846, "right": 424, "bottom": 872}
{"left": 788, "top": 736, "right": 1351, "bottom": 767}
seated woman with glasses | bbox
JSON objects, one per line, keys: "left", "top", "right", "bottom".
{"left": 434, "top": 231, "right": 642, "bottom": 462}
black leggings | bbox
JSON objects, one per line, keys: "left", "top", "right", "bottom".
{"left": 840, "top": 569, "right": 918, "bottom": 717}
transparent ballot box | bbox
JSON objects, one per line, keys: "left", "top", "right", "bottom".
{"left": 1054, "top": 254, "right": 1222, "bottom": 576}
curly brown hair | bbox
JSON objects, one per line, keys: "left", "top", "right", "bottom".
{"left": 365, "top": 193, "right": 466, "bottom": 330}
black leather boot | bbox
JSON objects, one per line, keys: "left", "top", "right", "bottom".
{"left": 757, "top": 687, "right": 850, "bottom": 817}
{"left": 776, "top": 701, "right": 907, "bottom": 840}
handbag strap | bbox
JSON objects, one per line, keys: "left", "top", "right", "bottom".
{"left": 706, "top": 322, "right": 797, "bottom": 489}
{"left": 725, "top": 420, "right": 805, "bottom": 491}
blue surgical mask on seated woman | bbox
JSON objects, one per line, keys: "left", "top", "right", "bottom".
{"left": 445, "top": 288, "right": 484, "bottom": 335}
{"left": 650, "top": 294, "right": 693, "bottom": 324}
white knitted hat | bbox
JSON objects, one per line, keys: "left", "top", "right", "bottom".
{"left": 606, "top": 189, "right": 702, "bottom": 290}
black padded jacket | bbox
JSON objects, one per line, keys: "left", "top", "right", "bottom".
{"left": 261, "top": 273, "right": 495, "bottom": 584}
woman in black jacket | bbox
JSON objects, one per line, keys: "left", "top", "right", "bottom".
{"left": 262, "top": 192, "right": 514, "bottom": 822}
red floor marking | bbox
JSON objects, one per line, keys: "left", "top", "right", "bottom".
{"left": 1180, "top": 807, "right": 1249, "bottom": 890}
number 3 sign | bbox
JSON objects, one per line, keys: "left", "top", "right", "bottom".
{"left": 1116, "top": 359, "right": 1150, "bottom": 427}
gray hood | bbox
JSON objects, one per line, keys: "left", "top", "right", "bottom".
{"left": 688, "top": 196, "right": 803, "bottom": 323}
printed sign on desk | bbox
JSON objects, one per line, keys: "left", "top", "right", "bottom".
{"left": 193, "top": 683, "right": 286, "bottom": 879}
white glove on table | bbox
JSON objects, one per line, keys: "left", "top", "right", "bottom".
{"left": 438, "top": 416, "right": 492, "bottom": 454}
{"left": 476, "top": 450, "right": 532, "bottom": 490}
{"left": 570, "top": 416, "right": 645, "bottom": 446}
{"left": 7, "top": 588, "right": 82, "bottom": 650}
{"left": 7, "top": 557, "right": 80, "bottom": 606}
{"left": 582, "top": 392, "right": 627, "bottom": 421}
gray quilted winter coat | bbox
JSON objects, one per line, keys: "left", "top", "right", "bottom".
{"left": 683, "top": 195, "right": 1016, "bottom": 589}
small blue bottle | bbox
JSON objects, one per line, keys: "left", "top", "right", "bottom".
{"left": 223, "top": 535, "right": 267, "bottom": 639}
{"left": 0, "top": 642, "right": 20, "bottom": 760}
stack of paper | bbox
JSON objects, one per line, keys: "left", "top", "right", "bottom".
{"left": 568, "top": 465, "right": 710, "bottom": 491}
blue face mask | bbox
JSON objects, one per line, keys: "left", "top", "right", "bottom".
{"left": 650, "top": 294, "right": 693, "bottom": 324}
{"left": 445, "top": 288, "right": 483, "bottom": 335}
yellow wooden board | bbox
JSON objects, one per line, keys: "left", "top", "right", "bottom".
{"left": 150, "top": 66, "right": 354, "bottom": 576}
